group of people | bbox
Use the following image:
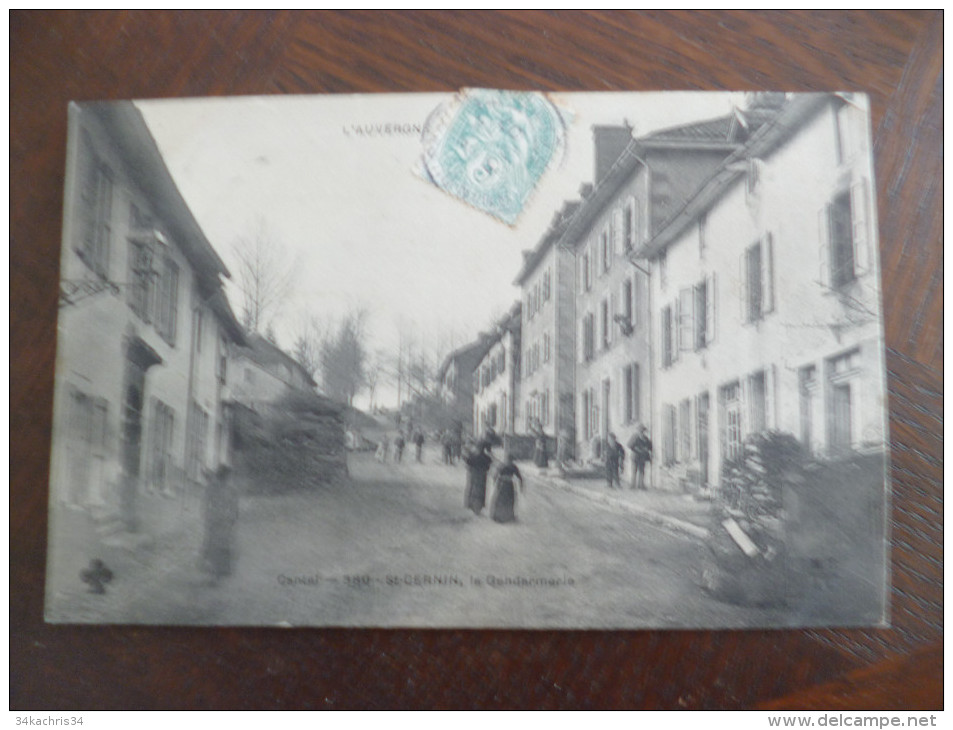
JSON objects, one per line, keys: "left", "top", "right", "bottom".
{"left": 463, "top": 440, "right": 524, "bottom": 524}
{"left": 602, "top": 425, "right": 653, "bottom": 491}
{"left": 376, "top": 427, "right": 427, "bottom": 464}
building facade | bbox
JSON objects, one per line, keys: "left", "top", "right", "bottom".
{"left": 514, "top": 202, "right": 580, "bottom": 453}
{"left": 228, "top": 332, "right": 317, "bottom": 410}
{"left": 436, "top": 336, "right": 492, "bottom": 434}
{"left": 566, "top": 110, "right": 776, "bottom": 462}
{"left": 640, "top": 93, "right": 885, "bottom": 491}
{"left": 50, "top": 101, "right": 244, "bottom": 531}
{"left": 472, "top": 303, "right": 521, "bottom": 437}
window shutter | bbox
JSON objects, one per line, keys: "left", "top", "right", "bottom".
{"left": 613, "top": 208, "right": 624, "bottom": 254}
{"left": 609, "top": 290, "right": 617, "bottom": 345}
{"left": 762, "top": 233, "right": 775, "bottom": 314}
{"left": 739, "top": 252, "right": 749, "bottom": 324}
{"left": 678, "top": 288, "right": 694, "bottom": 352}
{"left": 740, "top": 376, "right": 750, "bottom": 442}
{"left": 706, "top": 273, "right": 717, "bottom": 346}
{"left": 850, "top": 178, "right": 870, "bottom": 275}
{"left": 765, "top": 365, "right": 777, "bottom": 430}
{"left": 819, "top": 206, "right": 831, "bottom": 288}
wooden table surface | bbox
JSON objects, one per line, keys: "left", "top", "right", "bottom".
{"left": 11, "top": 10, "right": 942, "bottom": 710}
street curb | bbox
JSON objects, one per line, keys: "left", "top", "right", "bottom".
{"left": 531, "top": 472, "right": 712, "bottom": 541}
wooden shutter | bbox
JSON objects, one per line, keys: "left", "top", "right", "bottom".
{"left": 762, "top": 233, "right": 775, "bottom": 314}
{"left": 765, "top": 365, "right": 777, "bottom": 430}
{"left": 850, "top": 178, "right": 870, "bottom": 275}
{"left": 678, "top": 287, "right": 694, "bottom": 352}
{"left": 819, "top": 205, "right": 831, "bottom": 288}
{"left": 739, "top": 251, "right": 749, "bottom": 324}
{"left": 706, "top": 273, "right": 717, "bottom": 346}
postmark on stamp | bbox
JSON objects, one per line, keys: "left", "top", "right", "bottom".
{"left": 420, "top": 89, "right": 568, "bottom": 225}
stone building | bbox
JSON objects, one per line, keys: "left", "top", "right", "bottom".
{"left": 638, "top": 93, "right": 885, "bottom": 491}
{"left": 472, "top": 302, "right": 521, "bottom": 437}
{"left": 50, "top": 101, "right": 245, "bottom": 534}
{"left": 513, "top": 201, "right": 580, "bottom": 456}
{"left": 561, "top": 107, "right": 779, "bottom": 462}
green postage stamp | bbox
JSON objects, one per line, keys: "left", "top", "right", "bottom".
{"left": 420, "top": 89, "right": 569, "bottom": 225}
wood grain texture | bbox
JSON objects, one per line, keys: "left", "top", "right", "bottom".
{"left": 11, "top": 10, "right": 942, "bottom": 710}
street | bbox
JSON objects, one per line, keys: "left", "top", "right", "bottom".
{"left": 48, "top": 448, "right": 788, "bottom": 628}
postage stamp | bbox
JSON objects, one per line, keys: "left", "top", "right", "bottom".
{"left": 420, "top": 88, "right": 568, "bottom": 224}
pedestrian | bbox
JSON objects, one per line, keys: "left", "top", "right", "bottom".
{"left": 393, "top": 432, "right": 405, "bottom": 463}
{"left": 413, "top": 428, "right": 425, "bottom": 462}
{"left": 376, "top": 434, "right": 389, "bottom": 463}
{"left": 491, "top": 452, "right": 524, "bottom": 524}
{"left": 533, "top": 421, "right": 549, "bottom": 469}
{"left": 442, "top": 430, "right": 454, "bottom": 465}
{"left": 201, "top": 464, "right": 239, "bottom": 582}
{"left": 451, "top": 422, "right": 464, "bottom": 463}
{"left": 463, "top": 440, "right": 493, "bottom": 515}
{"left": 628, "top": 424, "right": 653, "bottom": 490}
{"left": 605, "top": 432, "right": 624, "bottom": 489}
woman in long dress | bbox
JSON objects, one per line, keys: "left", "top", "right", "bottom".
{"left": 464, "top": 441, "right": 493, "bottom": 515}
{"left": 491, "top": 453, "right": 524, "bottom": 523}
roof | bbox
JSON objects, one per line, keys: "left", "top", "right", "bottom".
{"left": 512, "top": 107, "right": 776, "bottom": 285}
{"left": 641, "top": 107, "right": 777, "bottom": 147}
{"left": 436, "top": 335, "right": 495, "bottom": 381}
{"left": 636, "top": 94, "right": 831, "bottom": 259}
{"left": 84, "top": 101, "right": 245, "bottom": 344}
{"left": 513, "top": 201, "right": 580, "bottom": 285}
{"left": 239, "top": 333, "right": 317, "bottom": 388}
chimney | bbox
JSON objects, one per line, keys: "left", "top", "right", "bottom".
{"left": 592, "top": 123, "right": 633, "bottom": 183}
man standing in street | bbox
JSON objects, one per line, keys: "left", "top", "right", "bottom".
{"left": 412, "top": 428, "right": 425, "bottom": 462}
{"left": 605, "top": 433, "right": 624, "bottom": 490}
{"left": 628, "top": 425, "right": 653, "bottom": 490}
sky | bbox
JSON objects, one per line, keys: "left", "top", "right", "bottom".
{"left": 137, "top": 91, "right": 742, "bottom": 408}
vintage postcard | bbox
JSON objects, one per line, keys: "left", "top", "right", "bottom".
{"left": 46, "top": 91, "right": 889, "bottom": 628}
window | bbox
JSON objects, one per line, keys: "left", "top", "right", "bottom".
{"left": 633, "top": 272, "right": 644, "bottom": 329}
{"left": 720, "top": 382, "right": 742, "bottom": 462}
{"left": 741, "top": 235, "right": 774, "bottom": 323}
{"left": 78, "top": 137, "right": 113, "bottom": 279}
{"left": 217, "top": 336, "right": 228, "bottom": 384}
{"left": 67, "top": 389, "right": 108, "bottom": 503}
{"left": 661, "top": 305, "right": 674, "bottom": 368}
{"left": 600, "top": 228, "right": 610, "bottom": 274}
{"left": 623, "top": 363, "right": 640, "bottom": 424}
{"left": 156, "top": 257, "right": 179, "bottom": 345}
{"left": 677, "top": 287, "right": 694, "bottom": 353}
{"left": 694, "top": 275, "right": 715, "bottom": 349}
{"left": 149, "top": 400, "right": 175, "bottom": 491}
{"left": 748, "top": 370, "right": 767, "bottom": 434}
{"left": 827, "top": 349, "right": 860, "bottom": 454}
{"left": 128, "top": 237, "right": 155, "bottom": 321}
{"left": 543, "top": 332, "right": 551, "bottom": 363}
{"left": 612, "top": 208, "right": 624, "bottom": 254}
{"left": 821, "top": 181, "right": 870, "bottom": 291}
{"left": 799, "top": 365, "right": 817, "bottom": 452}
{"left": 600, "top": 299, "right": 610, "bottom": 350}
{"left": 679, "top": 399, "right": 692, "bottom": 461}
{"left": 542, "top": 268, "right": 551, "bottom": 301}
{"left": 622, "top": 278, "right": 633, "bottom": 332}
{"left": 581, "top": 390, "right": 591, "bottom": 441}
{"left": 582, "top": 313, "right": 595, "bottom": 362}
{"left": 662, "top": 404, "right": 676, "bottom": 466}
{"left": 542, "top": 390, "right": 550, "bottom": 427}
{"left": 582, "top": 249, "right": 592, "bottom": 291}
{"left": 186, "top": 401, "right": 209, "bottom": 481}
{"left": 624, "top": 197, "right": 640, "bottom": 251}
{"left": 698, "top": 214, "right": 707, "bottom": 258}
{"left": 657, "top": 251, "right": 667, "bottom": 288}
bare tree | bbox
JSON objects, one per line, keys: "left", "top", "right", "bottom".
{"left": 233, "top": 220, "right": 295, "bottom": 334}
{"left": 320, "top": 309, "right": 369, "bottom": 406}
{"left": 291, "top": 315, "right": 330, "bottom": 382}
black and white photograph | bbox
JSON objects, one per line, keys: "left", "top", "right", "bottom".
{"left": 46, "top": 90, "right": 890, "bottom": 629}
